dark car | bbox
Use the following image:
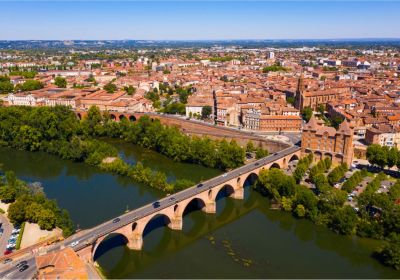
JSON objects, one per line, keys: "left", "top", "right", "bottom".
{"left": 112, "top": 218, "right": 121, "bottom": 223}
{"left": 197, "top": 183, "right": 203, "bottom": 188}
{"left": 3, "top": 258, "right": 12, "bottom": 264}
{"left": 255, "top": 162, "right": 260, "bottom": 166}
{"left": 169, "top": 197, "right": 175, "bottom": 201}
{"left": 16, "top": 261, "right": 27, "bottom": 268}
{"left": 19, "top": 264, "right": 29, "bottom": 272}
{"left": 153, "top": 201, "right": 161, "bottom": 208}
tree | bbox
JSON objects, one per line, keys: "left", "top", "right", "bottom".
{"left": 302, "top": 107, "right": 313, "bottom": 122}
{"left": 54, "top": 76, "right": 67, "bottom": 88}
{"left": 15, "top": 80, "right": 44, "bottom": 92}
{"left": 376, "top": 233, "right": 400, "bottom": 270}
{"left": 246, "top": 141, "right": 255, "bottom": 153}
{"left": 124, "top": 85, "right": 136, "bottom": 95}
{"left": 317, "top": 104, "right": 325, "bottom": 115}
{"left": 104, "top": 82, "right": 117, "bottom": 93}
{"left": 367, "top": 144, "right": 388, "bottom": 169}
{"left": 329, "top": 205, "right": 358, "bottom": 235}
{"left": 294, "top": 204, "right": 306, "bottom": 217}
{"left": 8, "top": 200, "right": 26, "bottom": 225}
{"left": 37, "top": 208, "right": 57, "bottom": 230}
{"left": 255, "top": 148, "right": 269, "bottom": 159}
{"left": 388, "top": 147, "right": 399, "bottom": 168}
{"left": 201, "top": 106, "right": 212, "bottom": 119}
{"left": 0, "top": 80, "right": 14, "bottom": 94}
{"left": 0, "top": 185, "right": 16, "bottom": 202}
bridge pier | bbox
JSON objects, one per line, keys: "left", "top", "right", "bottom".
{"left": 128, "top": 234, "right": 143, "bottom": 251}
{"left": 168, "top": 217, "right": 183, "bottom": 230}
{"left": 231, "top": 187, "right": 244, "bottom": 200}
{"left": 204, "top": 202, "right": 216, "bottom": 213}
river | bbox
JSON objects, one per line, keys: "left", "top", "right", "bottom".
{"left": 0, "top": 143, "right": 399, "bottom": 278}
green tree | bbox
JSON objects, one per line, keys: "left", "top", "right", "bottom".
{"left": 124, "top": 85, "right": 136, "bottom": 95}
{"left": 329, "top": 205, "right": 358, "bottom": 235}
{"left": 377, "top": 233, "right": 400, "bottom": 270}
{"left": 8, "top": 200, "right": 26, "bottom": 225}
{"left": 54, "top": 76, "right": 67, "bottom": 88}
{"left": 15, "top": 80, "right": 44, "bottom": 91}
{"left": 201, "top": 106, "right": 212, "bottom": 119}
{"left": 246, "top": 141, "right": 255, "bottom": 153}
{"left": 37, "top": 208, "right": 57, "bottom": 230}
{"left": 255, "top": 148, "right": 269, "bottom": 159}
{"left": 294, "top": 204, "right": 306, "bottom": 217}
{"left": 104, "top": 82, "right": 117, "bottom": 93}
{"left": 302, "top": 107, "right": 313, "bottom": 122}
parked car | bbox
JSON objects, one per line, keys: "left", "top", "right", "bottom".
{"left": 3, "top": 258, "right": 12, "bottom": 264}
{"left": 11, "top": 229, "right": 20, "bottom": 234}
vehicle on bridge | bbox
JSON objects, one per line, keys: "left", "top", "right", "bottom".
{"left": 153, "top": 201, "right": 161, "bottom": 208}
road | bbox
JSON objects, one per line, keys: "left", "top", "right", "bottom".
{"left": 0, "top": 145, "right": 300, "bottom": 279}
{"left": 0, "top": 215, "right": 13, "bottom": 257}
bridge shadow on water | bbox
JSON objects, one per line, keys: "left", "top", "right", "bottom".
{"left": 95, "top": 177, "right": 263, "bottom": 276}
{"left": 93, "top": 233, "right": 129, "bottom": 262}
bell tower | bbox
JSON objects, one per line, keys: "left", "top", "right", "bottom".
{"left": 294, "top": 73, "right": 305, "bottom": 111}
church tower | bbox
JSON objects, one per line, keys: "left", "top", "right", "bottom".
{"left": 294, "top": 73, "right": 304, "bottom": 111}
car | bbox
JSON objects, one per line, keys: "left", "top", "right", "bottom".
{"left": 11, "top": 229, "right": 20, "bottom": 234}
{"left": 221, "top": 173, "right": 227, "bottom": 177}
{"left": 112, "top": 218, "right": 121, "bottom": 223}
{"left": 3, "top": 258, "right": 12, "bottom": 264}
{"left": 197, "top": 183, "right": 203, "bottom": 188}
{"left": 69, "top": 241, "right": 79, "bottom": 247}
{"left": 153, "top": 201, "right": 161, "bottom": 208}
{"left": 16, "top": 261, "right": 27, "bottom": 268}
{"left": 273, "top": 153, "right": 278, "bottom": 156}
{"left": 19, "top": 264, "right": 29, "bottom": 272}
{"left": 255, "top": 162, "right": 260, "bottom": 166}
{"left": 169, "top": 197, "right": 175, "bottom": 201}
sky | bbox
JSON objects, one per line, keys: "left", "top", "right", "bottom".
{"left": 1, "top": 1, "right": 399, "bottom": 40}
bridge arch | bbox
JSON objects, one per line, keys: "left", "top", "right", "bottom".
{"left": 243, "top": 172, "right": 259, "bottom": 188}
{"left": 92, "top": 233, "right": 129, "bottom": 262}
{"left": 119, "top": 115, "right": 126, "bottom": 121}
{"left": 129, "top": 115, "right": 137, "bottom": 122}
{"left": 289, "top": 154, "right": 299, "bottom": 162}
{"left": 142, "top": 213, "right": 172, "bottom": 238}
{"left": 77, "top": 113, "right": 82, "bottom": 120}
{"left": 110, "top": 114, "right": 116, "bottom": 121}
{"left": 213, "top": 184, "right": 235, "bottom": 202}
{"left": 269, "top": 162, "right": 281, "bottom": 169}
{"left": 177, "top": 197, "right": 207, "bottom": 218}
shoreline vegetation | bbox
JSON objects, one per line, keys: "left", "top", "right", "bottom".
{"left": 0, "top": 105, "right": 248, "bottom": 193}
{"left": 0, "top": 170, "right": 74, "bottom": 237}
{"left": 255, "top": 154, "right": 400, "bottom": 270}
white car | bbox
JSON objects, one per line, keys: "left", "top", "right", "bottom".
{"left": 222, "top": 173, "right": 227, "bottom": 177}
{"left": 11, "top": 229, "right": 20, "bottom": 234}
{"left": 69, "top": 241, "right": 79, "bottom": 247}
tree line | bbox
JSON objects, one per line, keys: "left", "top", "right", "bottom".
{"left": 0, "top": 170, "right": 74, "bottom": 237}
{"left": 256, "top": 160, "right": 400, "bottom": 270}
{"left": 0, "top": 105, "right": 246, "bottom": 193}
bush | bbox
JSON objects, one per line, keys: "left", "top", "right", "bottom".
{"left": 15, "top": 222, "right": 25, "bottom": 250}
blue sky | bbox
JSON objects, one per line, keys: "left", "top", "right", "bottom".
{"left": 1, "top": 1, "right": 399, "bottom": 40}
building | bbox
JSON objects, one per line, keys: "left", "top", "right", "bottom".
{"left": 35, "top": 247, "right": 89, "bottom": 279}
{"left": 365, "top": 124, "right": 400, "bottom": 148}
{"left": 301, "top": 116, "right": 354, "bottom": 166}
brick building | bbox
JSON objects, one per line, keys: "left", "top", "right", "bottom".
{"left": 301, "top": 116, "right": 354, "bottom": 166}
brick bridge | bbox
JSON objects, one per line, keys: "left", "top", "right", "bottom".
{"left": 67, "top": 146, "right": 301, "bottom": 263}
{"left": 74, "top": 110, "right": 292, "bottom": 152}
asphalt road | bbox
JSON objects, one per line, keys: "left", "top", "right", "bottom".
{"left": 0, "top": 145, "right": 300, "bottom": 279}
